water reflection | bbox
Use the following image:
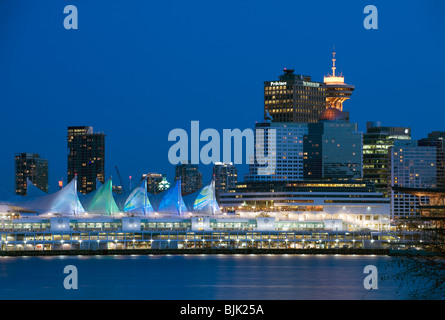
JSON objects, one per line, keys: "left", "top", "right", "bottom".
{"left": 0, "top": 254, "right": 413, "bottom": 300}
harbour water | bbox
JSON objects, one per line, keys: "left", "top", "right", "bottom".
{"left": 0, "top": 254, "right": 419, "bottom": 300}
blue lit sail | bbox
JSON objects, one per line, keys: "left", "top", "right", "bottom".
{"left": 122, "top": 179, "right": 154, "bottom": 215}
{"left": 157, "top": 179, "right": 187, "bottom": 215}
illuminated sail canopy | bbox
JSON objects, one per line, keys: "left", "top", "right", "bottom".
{"left": 12, "top": 176, "right": 85, "bottom": 215}
{"left": 156, "top": 179, "right": 187, "bottom": 215}
{"left": 87, "top": 178, "right": 120, "bottom": 215}
{"left": 184, "top": 180, "right": 221, "bottom": 215}
{"left": 116, "top": 179, "right": 153, "bottom": 215}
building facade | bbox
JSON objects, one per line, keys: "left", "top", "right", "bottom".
{"left": 174, "top": 162, "right": 202, "bottom": 195}
{"left": 67, "top": 126, "right": 105, "bottom": 194}
{"left": 264, "top": 69, "right": 326, "bottom": 123}
{"left": 303, "top": 110, "right": 362, "bottom": 180}
{"left": 219, "top": 180, "right": 390, "bottom": 231}
{"left": 363, "top": 122, "right": 411, "bottom": 197}
{"left": 390, "top": 141, "right": 441, "bottom": 220}
{"left": 213, "top": 162, "right": 238, "bottom": 201}
{"left": 245, "top": 121, "right": 308, "bottom": 182}
{"left": 0, "top": 216, "right": 420, "bottom": 252}
{"left": 142, "top": 173, "right": 164, "bottom": 195}
{"left": 418, "top": 131, "right": 445, "bottom": 189}
{"left": 15, "top": 153, "right": 49, "bottom": 195}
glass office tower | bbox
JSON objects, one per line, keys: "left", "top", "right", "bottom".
{"left": 264, "top": 69, "right": 326, "bottom": 123}
{"left": 363, "top": 122, "right": 411, "bottom": 196}
{"left": 245, "top": 120, "right": 308, "bottom": 182}
{"left": 303, "top": 109, "right": 362, "bottom": 180}
{"left": 390, "top": 141, "right": 439, "bottom": 220}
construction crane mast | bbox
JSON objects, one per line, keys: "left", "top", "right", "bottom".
{"left": 114, "top": 165, "right": 126, "bottom": 193}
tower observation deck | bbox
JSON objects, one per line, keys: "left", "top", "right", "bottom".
{"left": 323, "top": 50, "right": 355, "bottom": 111}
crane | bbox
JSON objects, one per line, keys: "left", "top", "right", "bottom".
{"left": 115, "top": 165, "right": 126, "bottom": 193}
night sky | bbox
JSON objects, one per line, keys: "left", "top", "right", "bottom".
{"left": 0, "top": 0, "right": 444, "bottom": 192}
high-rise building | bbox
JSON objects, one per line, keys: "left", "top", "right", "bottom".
{"left": 418, "top": 131, "right": 445, "bottom": 189}
{"left": 303, "top": 109, "right": 362, "bottom": 180}
{"left": 174, "top": 162, "right": 202, "bottom": 195}
{"left": 213, "top": 162, "right": 238, "bottom": 201}
{"left": 67, "top": 126, "right": 105, "bottom": 194}
{"left": 142, "top": 173, "right": 164, "bottom": 195}
{"left": 363, "top": 122, "right": 411, "bottom": 196}
{"left": 15, "top": 153, "right": 49, "bottom": 195}
{"left": 245, "top": 118, "right": 308, "bottom": 182}
{"left": 323, "top": 50, "right": 355, "bottom": 112}
{"left": 390, "top": 140, "right": 439, "bottom": 220}
{"left": 264, "top": 69, "right": 326, "bottom": 123}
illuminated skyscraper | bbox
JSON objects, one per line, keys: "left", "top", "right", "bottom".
{"left": 303, "top": 109, "right": 362, "bottom": 180}
{"left": 213, "top": 162, "right": 238, "bottom": 201}
{"left": 418, "top": 131, "right": 445, "bottom": 189}
{"left": 174, "top": 162, "right": 202, "bottom": 195}
{"left": 363, "top": 122, "right": 411, "bottom": 196}
{"left": 390, "top": 140, "right": 440, "bottom": 220}
{"left": 15, "top": 153, "right": 48, "bottom": 195}
{"left": 67, "top": 126, "right": 105, "bottom": 194}
{"left": 245, "top": 119, "right": 308, "bottom": 183}
{"left": 264, "top": 69, "right": 326, "bottom": 123}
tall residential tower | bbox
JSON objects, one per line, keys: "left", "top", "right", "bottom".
{"left": 213, "top": 162, "right": 238, "bottom": 201}
{"left": 174, "top": 162, "right": 203, "bottom": 195}
{"left": 15, "top": 153, "right": 49, "bottom": 195}
{"left": 67, "top": 126, "right": 105, "bottom": 194}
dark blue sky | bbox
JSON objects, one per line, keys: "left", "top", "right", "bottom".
{"left": 0, "top": 0, "right": 444, "bottom": 192}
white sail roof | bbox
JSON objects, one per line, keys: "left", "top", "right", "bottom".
{"left": 12, "top": 176, "right": 85, "bottom": 215}
{"left": 0, "top": 176, "right": 221, "bottom": 217}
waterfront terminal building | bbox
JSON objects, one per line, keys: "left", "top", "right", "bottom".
{"left": 219, "top": 180, "right": 390, "bottom": 231}
{"left": 0, "top": 176, "right": 418, "bottom": 252}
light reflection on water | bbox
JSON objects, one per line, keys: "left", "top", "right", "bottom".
{"left": 0, "top": 254, "right": 409, "bottom": 300}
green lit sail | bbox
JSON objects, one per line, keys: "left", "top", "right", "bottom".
{"left": 88, "top": 178, "right": 120, "bottom": 215}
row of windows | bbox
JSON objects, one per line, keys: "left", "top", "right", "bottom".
{"left": 4, "top": 231, "right": 411, "bottom": 243}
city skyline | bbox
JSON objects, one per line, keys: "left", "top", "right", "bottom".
{"left": 0, "top": 0, "right": 444, "bottom": 192}
{"left": 1, "top": 1, "right": 445, "bottom": 302}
